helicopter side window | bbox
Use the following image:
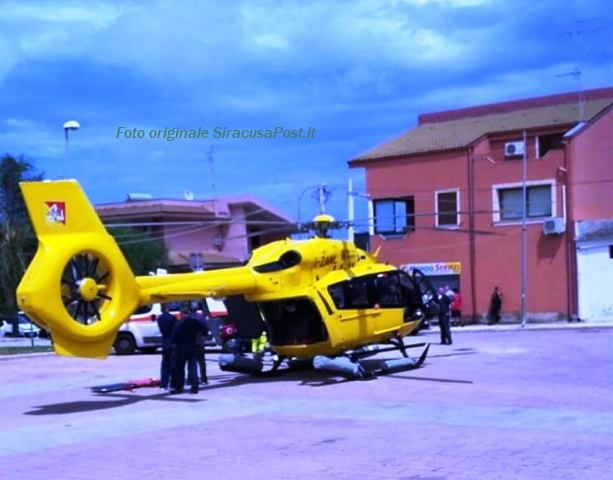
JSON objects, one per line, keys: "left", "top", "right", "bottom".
{"left": 348, "top": 281, "right": 371, "bottom": 308}
{"left": 327, "top": 277, "right": 376, "bottom": 310}
{"left": 328, "top": 284, "right": 345, "bottom": 308}
{"left": 328, "top": 272, "right": 424, "bottom": 311}
{"left": 374, "top": 274, "right": 404, "bottom": 308}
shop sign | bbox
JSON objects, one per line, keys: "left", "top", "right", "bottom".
{"left": 401, "top": 262, "right": 461, "bottom": 276}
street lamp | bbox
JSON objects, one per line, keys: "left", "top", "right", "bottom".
{"left": 63, "top": 120, "right": 80, "bottom": 177}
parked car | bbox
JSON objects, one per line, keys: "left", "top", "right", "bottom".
{"left": 0, "top": 313, "right": 41, "bottom": 337}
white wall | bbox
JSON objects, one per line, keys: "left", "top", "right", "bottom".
{"left": 577, "top": 245, "right": 613, "bottom": 322}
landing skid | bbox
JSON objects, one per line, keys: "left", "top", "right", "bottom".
{"left": 361, "top": 343, "right": 430, "bottom": 378}
{"left": 218, "top": 352, "right": 286, "bottom": 377}
{"left": 314, "top": 342, "right": 430, "bottom": 380}
{"left": 218, "top": 341, "right": 430, "bottom": 381}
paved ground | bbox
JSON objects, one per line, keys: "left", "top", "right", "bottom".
{"left": 0, "top": 325, "right": 612, "bottom": 480}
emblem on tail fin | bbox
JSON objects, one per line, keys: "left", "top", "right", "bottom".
{"left": 45, "top": 201, "right": 66, "bottom": 225}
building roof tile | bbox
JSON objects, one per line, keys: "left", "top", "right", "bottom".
{"left": 350, "top": 88, "right": 613, "bottom": 163}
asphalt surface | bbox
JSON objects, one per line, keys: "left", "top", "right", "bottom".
{"left": 0, "top": 322, "right": 612, "bottom": 480}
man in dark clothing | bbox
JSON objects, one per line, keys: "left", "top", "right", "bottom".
{"left": 488, "top": 286, "right": 503, "bottom": 325}
{"left": 171, "top": 306, "right": 208, "bottom": 394}
{"left": 437, "top": 287, "right": 452, "bottom": 345}
{"left": 188, "top": 311, "right": 209, "bottom": 385}
{"left": 156, "top": 304, "right": 176, "bottom": 391}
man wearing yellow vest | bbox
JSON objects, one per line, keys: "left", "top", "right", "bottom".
{"left": 251, "top": 331, "right": 268, "bottom": 359}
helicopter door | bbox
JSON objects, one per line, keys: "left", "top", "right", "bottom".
{"left": 411, "top": 268, "right": 443, "bottom": 317}
{"left": 396, "top": 272, "right": 424, "bottom": 321}
{"left": 371, "top": 273, "right": 405, "bottom": 332}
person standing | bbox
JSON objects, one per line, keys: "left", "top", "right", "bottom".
{"left": 156, "top": 304, "right": 176, "bottom": 391}
{"left": 171, "top": 306, "right": 208, "bottom": 394}
{"left": 488, "top": 286, "right": 503, "bottom": 325}
{"left": 194, "top": 312, "right": 210, "bottom": 385}
{"left": 437, "top": 287, "right": 452, "bottom": 345}
{"left": 450, "top": 288, "right": 463, "bottom": 327}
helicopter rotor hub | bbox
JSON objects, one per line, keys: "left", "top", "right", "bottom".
{"left": 78, "top": 277, "right": 99, "bottom": 302}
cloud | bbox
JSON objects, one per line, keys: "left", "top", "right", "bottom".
{"left": 4, "top": 117, "right": 38, "bottom": 129}
{"left": 0, "top": 0, "right": 611, "bottom": 220}
{"left": 0, "top": 1, "right": 126, "bottom": 76}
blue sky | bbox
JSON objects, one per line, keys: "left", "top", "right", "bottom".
{"left": 0, "top": 0, "right": 612, "bottom": 231}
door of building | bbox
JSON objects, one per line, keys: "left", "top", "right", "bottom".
{"left": 577, "top": 244, "right": 613, "bottom": 322}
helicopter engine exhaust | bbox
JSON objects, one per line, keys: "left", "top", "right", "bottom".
{"left": 218, "top": 354, "right": 264, "bottom": 375}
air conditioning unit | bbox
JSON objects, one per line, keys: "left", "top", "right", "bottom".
{"left": 542, "top": 217, "right": 566, "bottom": 235}
{"left": 504, "top": 141, "right": 525, "bottom": 157}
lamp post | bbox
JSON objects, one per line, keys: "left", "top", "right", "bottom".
{"left": 63, "top": 120, "right": 80, "bottom": 177}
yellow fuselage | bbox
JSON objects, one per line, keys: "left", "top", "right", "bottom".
{"left": 16, "top": 180, "right": 418, "bottom": 359}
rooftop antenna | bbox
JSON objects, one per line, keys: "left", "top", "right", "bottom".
{"left": 558, "top": 17, "right": 610, "bottom": 123}
{"left": 556, "top": 68, "right": 584, "bottom": 122}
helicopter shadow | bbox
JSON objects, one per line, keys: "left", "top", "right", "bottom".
{"left": 21, "top": 371, "right": 353, "bottom": 417}
{"left": 211, "top": 367, "right": 355, "bottom": 389}
{"left": 23, "top": 392, "right": 203, "bottom": 416}
{"left": 24, "top": 352, "right": 477, "bottom": 416}
{"left": 387, "top": 373, "right": 474, "bottom": 384}
{"left": 428, "top": 347, "right": 477, "bottom": 359}
{"left": 22, "top": 369, "right": 261, "bottom": 416}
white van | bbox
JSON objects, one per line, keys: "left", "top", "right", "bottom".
{"left": 112, "top": 298, "right": 228, "bottom": 355}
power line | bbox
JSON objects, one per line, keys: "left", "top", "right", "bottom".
{"left": 107, "top": 198, "right": 296, "bottom": 245}
{"left": 360, "top": 178, "right": 612, "bottom": 198}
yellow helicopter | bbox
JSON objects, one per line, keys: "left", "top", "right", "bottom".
{"left": 16, "top": 180, "right": 443, "bottom": 380}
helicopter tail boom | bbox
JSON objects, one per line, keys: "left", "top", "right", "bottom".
{"left": 16, "top": 180, "right": 143, "bottom": 358}
{"left": 135, "top": 266, "right": 257, "bottom": 304}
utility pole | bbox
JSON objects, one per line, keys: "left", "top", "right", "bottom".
{"left": 521, "top": 130, "right": 528, "bottom": 328}
{"left": 347, "top": 178, "right": 354, "bottom": 242}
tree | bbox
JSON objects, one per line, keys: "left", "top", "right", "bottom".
{"left": 0, "top": 155, "right": 169, "bottom": 313}
{"left": 0, "top": 155, "right": 43, "bottom": 314}
{"left": 108, "top": 226, "right": 170, "bottom": 275}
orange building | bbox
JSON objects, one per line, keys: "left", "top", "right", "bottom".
{"left": 349, "top": 87, "right": 613, "bottom": 323}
